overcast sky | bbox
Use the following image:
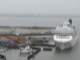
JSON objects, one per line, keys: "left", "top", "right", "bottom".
{"left": 0, "top": 0, "right": 80, "bottom": 28}
{"left": 0, "top": 0, "right": 80, "bottom": 15}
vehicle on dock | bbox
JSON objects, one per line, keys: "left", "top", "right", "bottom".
{"left": 53, "top": 19, "right": 79, "bottom": 50}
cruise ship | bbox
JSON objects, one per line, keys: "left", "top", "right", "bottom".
{"left": 53, "top": 19, "right": 79, "bottom": 50}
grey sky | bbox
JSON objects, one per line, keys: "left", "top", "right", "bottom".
{"left": 0, "top": 0, "right": 80, "bottom": 29}
{"left": 0, "top": 0, "right": 80, "bottom": 15}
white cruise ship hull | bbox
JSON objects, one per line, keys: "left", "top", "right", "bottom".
{"left": 53, "top": 33, "right": 79, "bottom": 50}
{"left": 53, "top": 20, "right": 79, "bottom": 50}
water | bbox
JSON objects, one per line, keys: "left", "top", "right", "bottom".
{"left": 5, "top": 41, "right": 80, "bottom": 60}
{"left": 0, "top": 16, "right": 80, "bottom": 30}
{"left": 34, "top": 42, "right": 80, "bottom": 60}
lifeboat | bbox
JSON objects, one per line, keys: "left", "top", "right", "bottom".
{"left": 53, "top": 19, "right": 79, "bottom": 50}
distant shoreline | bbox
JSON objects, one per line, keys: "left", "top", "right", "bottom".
{"left": 0, "top": 26, "right": 55, "bottom": 29}
{"left": 0, "top": 14, "right": 80, "bottom": 17}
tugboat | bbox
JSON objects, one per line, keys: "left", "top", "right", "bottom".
{"left": 53, "top": 19, "right": 79, "bottom": 50}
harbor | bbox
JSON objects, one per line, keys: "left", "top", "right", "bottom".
{"left": 0, "top": 39, "right": 80, "bottom": 60}
{"left": 0, "top": 16, "right": 79, "bottom": 60}
{"left": 0, "top": 21, "right": 79, "bottom": 60}
{"left": 0, "top": 0, "right": 80, "bottom": 60}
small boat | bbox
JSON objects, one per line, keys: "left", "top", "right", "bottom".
{"left": 53, "top": 19, "right": 79, "bottom": 50}
{"left": 20, "top": 45, "right": 32, "bottom": 55}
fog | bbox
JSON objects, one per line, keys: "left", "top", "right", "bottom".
{"left": 0, "top": 0, "right": 80, "bottom": 29}
{"left": 0, "top": 0, "right": 80, "bottom": 15}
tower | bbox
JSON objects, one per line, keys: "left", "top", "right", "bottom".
{"left": 69, "top": 19, "right": 72, "bottom": 25}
